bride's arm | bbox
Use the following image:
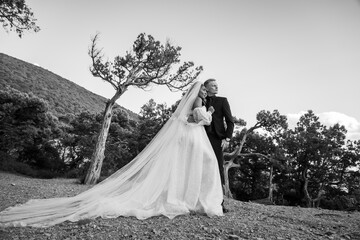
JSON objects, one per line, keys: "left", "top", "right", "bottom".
{"left": 187, "top": 97, "right": 203, "bottom": 123}
{"left": 192, "top": 97, "right": 202, "bottom": 110}
{"left": 192, "top": 106, "right": 213, "bottom": 126}
{"left": 192, "top": 97, "right": 214, "bottom": 114}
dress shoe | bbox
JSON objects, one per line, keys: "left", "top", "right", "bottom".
{"left": 222, "top": 206, "right": 229, "bottom": 213}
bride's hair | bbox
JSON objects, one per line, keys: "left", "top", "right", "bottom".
{"left": 171, "top": 81, "right": 202, "bottom": 119}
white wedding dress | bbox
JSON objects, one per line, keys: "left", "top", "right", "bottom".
{"left": 0, "top": 81, "right": 223, "bottom": 227}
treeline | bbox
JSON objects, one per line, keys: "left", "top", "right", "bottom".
{"left": 0, "top": 86, "right": 359, "bottom": 211}
{"left": 227, "top": 110, "right": 360, "bottom": 211}
{"left": 0, "top": 87, "right": 167, "bottom": 181}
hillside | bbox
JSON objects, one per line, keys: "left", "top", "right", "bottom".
{"left": 0, "top": 53, "right": 138, "bottom": 119}
{"left": 0, "top": 172, "right": 359, "bottom": 239}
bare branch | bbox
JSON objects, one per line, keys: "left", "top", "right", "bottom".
{"left": 88, "top": 33, "right": 118, "bottom": 90}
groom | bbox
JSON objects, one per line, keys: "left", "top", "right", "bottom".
{"left": 204, "top": 79, "right": 234, "bottom": 212}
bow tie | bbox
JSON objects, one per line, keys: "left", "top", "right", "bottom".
{"left": 206, "top": 95, "right": 215, "bottom": 100}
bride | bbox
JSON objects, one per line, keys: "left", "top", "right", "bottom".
{"left": 0, "top": 81, "right": 224, "bottom": 227}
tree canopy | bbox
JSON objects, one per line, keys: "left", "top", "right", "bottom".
{"left": 84, "top": 33, "right": 202, "bottom": 184}
{"left": 0, "top": 0, "right": 40, "bottom": 37}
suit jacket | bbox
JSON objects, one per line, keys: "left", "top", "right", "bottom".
{"left": 205, "top": 96, "right": 234, "bottom": 140}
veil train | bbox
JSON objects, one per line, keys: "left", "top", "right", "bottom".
{"left": 0, "top": 81, "right": 223, "bottom": 227}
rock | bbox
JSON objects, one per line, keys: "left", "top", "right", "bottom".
{"left": 228, "top": 234, "right": 241, "bottom": 240}
{"left": 341, "top": 234, "right": 351, "bottom": 240}
{"left": 77, "top": 219, "right": 91, "bottom": 225}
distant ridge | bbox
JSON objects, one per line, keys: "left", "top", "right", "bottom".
{"left": 0, "top": 53, "right": 138, "bottom": 119}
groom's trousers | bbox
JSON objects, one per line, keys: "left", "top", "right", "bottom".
{"left": 206, "top": 133, "right": 225, "bottom": 185}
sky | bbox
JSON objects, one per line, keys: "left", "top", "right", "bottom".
{"left": 1, "top": 0, "right": 360, "bottom": 140}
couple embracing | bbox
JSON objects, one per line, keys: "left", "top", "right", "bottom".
{"left": 0, "top": 79, "right": 234, "bottom": 227}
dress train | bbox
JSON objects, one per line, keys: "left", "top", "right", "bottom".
{"left": 0, "top": 82, "right": 223, "bottom": 227}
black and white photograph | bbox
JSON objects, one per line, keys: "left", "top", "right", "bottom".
{"left": 0, "top": 0, "right": 359, "bottom": 239}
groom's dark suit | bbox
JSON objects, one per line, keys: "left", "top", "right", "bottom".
{"left": 205, "top": 96, "right": 234, "bottom": 184}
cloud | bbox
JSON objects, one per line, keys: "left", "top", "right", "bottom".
{"left": 318, "top": 112, "right": 360, "bottom": 141}
{"left": 286, "top": 111, "right": 307, "bottom": 129}
{"left": 286, "top": 111, "right": 360, "bottom": 141}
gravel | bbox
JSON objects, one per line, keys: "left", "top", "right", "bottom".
{"left": 0, "top": 172, "right": 359, "bottom": 240}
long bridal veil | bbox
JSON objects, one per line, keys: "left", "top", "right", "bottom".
{"left": 0, "top": 81, "right": 223, "bottom": 227}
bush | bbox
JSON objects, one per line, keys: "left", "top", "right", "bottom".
{"left": 18, "top": 143, "right": 65, "bottom": 173}
{"left": 34, "top": 169, "right": 59, "bottom": 179}
{"left": 63, "top": 167, "right": 88, "bottom": 179}
{"left": 0, "top": 151, "right": 33, "bottom": 175}
{"left": 0, "top": 151, "right": 16, "bottom": 171}
{"left": 321, "top": 195, "right": 359, "bottom": 211}
{"left": 0, "top": 151, "right": 59, "bottom": 179}
{"left": 0, "top": 87, "right": 63, "bottom": 177}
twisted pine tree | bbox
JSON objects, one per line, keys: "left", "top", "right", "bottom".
{"left": 84, "top": 33, "right": 203, "bottom": 184}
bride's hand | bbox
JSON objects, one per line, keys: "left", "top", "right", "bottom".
{"left": 208, "top": 106, "right": 215, "bottom": 114}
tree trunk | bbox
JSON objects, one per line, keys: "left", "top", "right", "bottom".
{"left": 302, "top": 169, "right": 326, "bottom": 208}
{"left": 84, "top": 90, "right": 123, "bottom": 184}
{"left": 223, "top": 160, "right": 240, "bottom": 198}
{"left": 223, "top": 129, "right": 248, "bottom": 198}
{"left": 302, "top": 168, "right": 312, "bottom": 207}
{"left": 302, "top": 168, "right": 326, "bottom": 208}
{"left": 312, "top": 188, "right": 325, "bottom": 208}
{"left": 267, "top": 165, "right": 274, "bottom": 203}
{"left": 224, "top": 163, "right": 232, "bottom": 198}
{"left": 303, "top": 179, "right": 325, "bottom": 208}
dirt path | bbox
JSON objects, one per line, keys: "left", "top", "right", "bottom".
{"left": 0, "top": 172, "right": 359, "bottom": 240}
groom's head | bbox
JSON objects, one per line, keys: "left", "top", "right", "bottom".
{"left": 204, "top": 78, "right": 218, "bottom": 96}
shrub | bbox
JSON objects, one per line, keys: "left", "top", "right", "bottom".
{"left": 321, "top": 195, "right": 359, "bottom": 211}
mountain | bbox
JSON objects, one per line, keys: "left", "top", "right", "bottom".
{"left": 0, "top": 52, "right": 138, "bottom": 119}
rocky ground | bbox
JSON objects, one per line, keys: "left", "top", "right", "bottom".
{"left": 0, "top": 172, "right": 359, "bottom": 240}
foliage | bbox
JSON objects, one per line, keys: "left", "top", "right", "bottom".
{"left": 223, "top": 110, "right": 288, "bottom": 198}
{"left": 230, "top": 132, "right": 283, "bottom": 201}
{"left": 57, "top": 109, "right": 140, "bottom": 181}
{"left": 0, "top": 86, "right": 63, "bottom": 177}
{"left": 228, "top": 109, "right": 360, "bottom": 210}
{"left": 136, "top": 99, "right": 173, "bottom": 151}
{"left": 103, "top": 109, "right": 138, "bottom": 175}
{"left": 0, "top": 0, "right": 40, "bottom": 37}
{"left": 60, "top": 111, "right": 101, "bottom": 173}
{"left": 89, "top": 33, "right": 203, "bottom": 92}
{"left": 283, "top": 111, "right": 349, "bottom": 206}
